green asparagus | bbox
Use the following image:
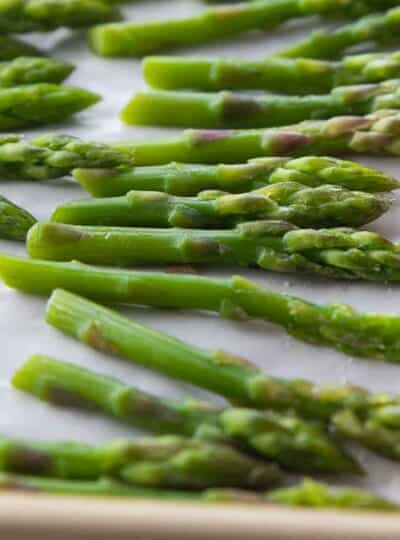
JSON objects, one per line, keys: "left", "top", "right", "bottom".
{"left": 88, "top": 0, "right": 399, "bottom": 57}
{"left": 218, "top": 408, "right": 360, "bottom": 473}
{"left": 36, "top": 290, "right": 400, "bottom": 458}
{"left": 0, "top": 57, "right": 73, "bottom": 88}
{"left": 265, "top": 480, "right": 400, "bottom": 511}
{"left": 332, "top": 408, "right": 400, "bottom": 462}
{"left": 0, "top": 0, "right": 121, "bottom": 33}
{"left": 0, "top": 196, "right": 36, "bottom": 240}
{"left": 0, "top": 84, "right": 100, "bottom": 130}
{"left": 74, "top": 156, "right": 399, "bottom": 198}
{"left": 122, "top": 80, "right": 400, "bottom": 129}
{"left": 0, "top": 473, "right": 193, "bottom": 499}
{"left": 51, "top": 184, "right": 390, "bottom": 229}
{"left": 279, "top": 7, "right": 400, "bottom": 59}
{"left": 143, "top": 52, "right": 400, "bottom": 94}
{"left": 5, "top": 255, "right": 400, "bottom": 363}
{"left": 116, "top": 438, "right": 279, "bottom": 489}
{"left": 0, "top": 436, "right": 104, "bottom": 479}
{"left": 43, "top": 288, "right": 400, "bottom": 409}
{"left": 13, "top": 354, "right": 219, "bottom": 438}
{"left": 13, "top": 355, "right": 360, "bottom": 474}
{"left": 26, "top": 221, "right": 400, "bottom": 283}
{"left": 113, "top": 110, "right": 400, "bottom": 164}
{"left": 1, "top": 475, "right": 396, "bottom": 510}
{"left": 0, "top": 36, "right": 42, "bottom": 61}
{"left": 0, "top": 429, "right": 281, "bottom": 489}
{"left": 40, "top": 290, "right": 400, "bottom": 459}
{"left": 208, "top": 480, "right": 400, "bottom": 511}
{"left": 0, "top": 134, "right": 131, "bottom": 181}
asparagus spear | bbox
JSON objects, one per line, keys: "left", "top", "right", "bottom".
{"left": 113, "top": 110, "right": 400, "bottom": 165}
{"left": 0, "top": 57, "right": 73, "bottom": 88}
{"left": 1, "top": 474, "right": 397, "bottom": 510}
{"left": 13, "top": 355, "right": 360, "bottom": 474}
{"left": 0, "top": 196, "right": 36, "bottom": 240}
{"left": 13, "top": 354, "right": 219, "bottom": 438}
{"left": 0, "top": 36, "right": 42, "bottom": 61}
{"left": 5, "top": 254, "right": 400, "bottom": 363}
{"left": 264, "top": 480, "right": 400, "bottom": 511}
{"left": 74, "top": 156, "right": 399, "bottom": 198}
{"left": 0, "top": 473, "right": 193, "bottom": 499}
{"left": 0, "top": 134, "right": 131, "bottom": 181}
{"left": 40, "top": 291, "right": 400, "bottom": 459}
{"left": 122, "top": 80, "right": 400, "bottom": 129}
{"left": 41, "top": 289, "right": 400, "bottom": 410}
{"left": 143, "top": 52, "right": 400, "bottom": 94}
{"left": 279, "top": 7, "right": 400, "bottom": 59}
{"left": 33, "top": 291, "right": 400, "bottom": 458}
{"left": 0, "top": 436, "right": 104, "bottom": 479}
{"left": 51, "top": 184, "right": 390, "bottom": 229}
{"left": 0, "top": 0, "right": 121, "bottom": 33}
{"left": 208, "top": 480, "right": 400, "bottom": 511}
{"left": 26, "top": 221, "right": 400, "bottom": 283}
{"left": 0, "top": 429, "right": 281, "bottom": 490}
{"left": 0, "top": 84, "right": 100, "bottom": 130}
{"left": 88, "top": 0, "right": 399, "bottom": 57}
{"left": 218, "top": 408, "right": 361, "bottom": 473}
{"left": 332, "top": 408, "right": 400, "bottom": 462}
{"left": 0, "top": 473, "right": 176, "bottom": 497}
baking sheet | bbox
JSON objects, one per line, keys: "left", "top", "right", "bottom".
{"left": 1, "top": 0, "right": 400, "bottom": 504}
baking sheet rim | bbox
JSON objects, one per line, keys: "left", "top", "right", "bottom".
{"left": 0, "top": 493, "right": 400, "bottom": 539}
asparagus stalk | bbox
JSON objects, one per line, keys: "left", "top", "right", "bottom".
{"left": 0, "top": 36, "right": 42, "bottom": 61}
{"left": 13, "top": 355, "right": 361, "bottom": 474}
{"left": 1, "top": 474, "right": 397, "bottom": 511}
{"left": 279, "top": 7, "right": 400, "bottom": 59}
{"left": 74, "top": 156, "right": 399, "bottom": 198}
{"left": 331, "top": 406, "right": 400, "bottom": 462}
{"left": 34, "top": 291, "right": 400, "bottom": 458}
{"left": 122, "top": 80, "right": 400, "bottom": 129}
{"left": 143, "top": 52, "right": 400, "bottom": 94}
{"left": 42, "top": 289, "right": 400, "bottom": 414}
{"left": 48, "top": 288, "right": 400, "bottom": 414}
{"left": 0, "top": 134, "right": 131, "bottom": 181}
{"left": 13, "top": 354, "right": 219, "bottom": 438}
{"left": 88, "top": 0, "right": 399, "bottom": 57}
{"left": 0, "top": 473, "right": 193, "bottom": 499}
{"left": 0, "top": 436, "right": 104, "bottom": 479}
{"left": 208, "top": 480, "right": 400, "bottom": 511}
{"left": 0, "top": 0, "right": 121, "bottom": 33}
{"left": 51, "top": 184, "right": 391, "bottom": 229}
{"left": 0, "top": 196, "right": 36, "bottom": 240}
{"left": 0, "top": 57, "right": 74, "bottom": 88}
{"left": 113, "top": 110, "right": 400, "bottom": 165}
{"left": 0, "top": 84, "right": 100, "bottom": 130}
{"left": 218, "top": 408, "right": 361, "bottom": 473}
{"left": 0, "top": 426, "right": 281, "bottom": 490}
{"left": 5, "top": 255, "right": 400, "bottom": 361}
{"left": 26, "top": 221, "right": 400, "bottom": 283}
{"left": 265, "top": 480, "right": 400, "bottom": 511}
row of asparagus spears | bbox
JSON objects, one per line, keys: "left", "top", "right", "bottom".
{"left": 0, "top": 0, "right": 131, "bottom": 132}
{"left": 89, "top": 1, "right": 400, "bottom": 57}
{"left": 0, "top": 474, "right": 396, "bottom": 510}
{"left": 0, "top": 0, "right": 397, "bottom": 48}
{"left": 4, "top": 111, "right": 400, "bottom": 239}
{"left": 0, "top": 2, "right": 128, "bottom": 232}
{"left": 0, "top": 286, "right": 399, "bottom": 509}
{"left": 116, "top": 7, "right": 400, "bottom": 132}
{"left": 4, "top": 0, "right": 400, "bottom": 509}
{"left": 2, "top": 0, "right": 400, "bottom": 61}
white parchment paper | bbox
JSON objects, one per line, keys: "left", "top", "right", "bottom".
{"left": 1, "top": 0, "right": 400, "bottom": 500}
